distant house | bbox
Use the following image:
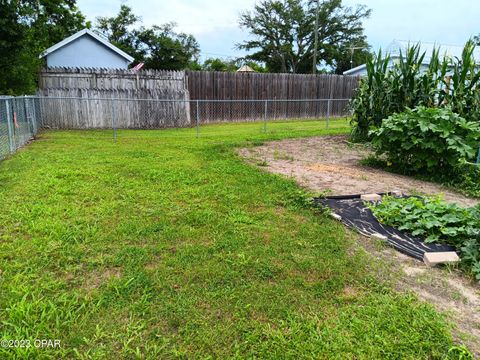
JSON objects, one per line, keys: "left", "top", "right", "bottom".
{"left": 343, "top": 40, "right": 480, "bottom": 76}
{"left": 39, "top": 29, "right": 134, "bottom": 69}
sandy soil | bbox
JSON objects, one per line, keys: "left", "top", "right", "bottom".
{"left": 355, "top": 235, "right": 480, "bottom": 356}
{"left": 239, "top": 135, "right": 480, "bottom": 355}
{"left": 238, "top": 135, "right": 478, "bottom": 207}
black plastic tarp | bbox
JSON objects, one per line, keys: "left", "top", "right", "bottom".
{"left": 314, "top": 195, "right": 455, "bottom": 261}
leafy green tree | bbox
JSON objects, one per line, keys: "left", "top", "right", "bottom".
{"left": 201, "top": 58, "right": 266, "bottom": 72}
{"left": 238, "top": 0, "right": 370, "bottom": 73}
{"left": 95, "top": 5, "right": 145, "bottom": 62}
{"left": 0, "top": 0, "right": 87, "bottom": 95}
{"left": 202, "top": 58, "right": 238, "bottom": 71}
{"left": 0, "top": 0, "right": 32, "bottom": 94}
{"left": 95, "top": 6, "right": 200, "bottom": 71}
{"left": 24, "top": 0, "right": 87, "bottom": 51}
{"left": 137, "top": 24, "right": 200, "bottom": 70}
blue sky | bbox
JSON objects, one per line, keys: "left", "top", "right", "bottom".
{"left": 77, "top": 0, "right": 480, "bottom": 62}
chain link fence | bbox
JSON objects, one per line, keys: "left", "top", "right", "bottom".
{"left": 0, "top": 96, "right": 351, "bottom": 155}
{"left": 0, "top": 96, "right": 40, "bottom": 160}
{"left": 36, "top": 96, "right": 351, "bottom": 130}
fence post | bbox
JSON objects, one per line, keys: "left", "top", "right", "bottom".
{"left": 111, "top": 99, "right": 117, "bottom": 142}
{"left": 5, "top": 99, "right": 15, "bottom": 153}
{"left": 196, "top": 100, "right": 200, "bottom": 138}
{"left": 263, "top": 100, "right": 268, "bottom": 133}
{"left": 326, "top": 99, "right": 331, "bottom": 129}
{"left": 23, "top": 96, "right": 32, "bottom": 136}
{"left": 31, "top": 97, "right": 37, "bottom": 134}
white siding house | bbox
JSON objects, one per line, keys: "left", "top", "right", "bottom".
{"left": 40, "top": 29, "right": 134, "bottom": 69}
{"left": 343, "top": 40, "right": 480, "bottom": 76}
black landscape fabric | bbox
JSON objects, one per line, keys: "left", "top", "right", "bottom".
{"left": 314, "top": 195, "right": 455, "bottom": 261}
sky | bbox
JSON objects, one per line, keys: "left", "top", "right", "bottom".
{"left": 77, "top": 0, "right": 480, "bottom": 62}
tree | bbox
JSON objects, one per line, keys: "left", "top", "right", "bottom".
{"left": 95, "top": 5, "right": 144, "bottom": 62}
{"left": 95, "top": 6, "right": 200, "bottom": 71}
{"left": 238, "top": 0, "right": 371, "bottom": 73}
{"left": 0, "top": 1, "right": 32, "bottom": 94}
{"left": 202, "top": 58, "right": 238, "bottom": 71}
{"left": 0, "top": 0, "right": 87, "bottom": 95}
{"left": 137, "top": 24, "right": 200, "bottom": 70}
{"left": 332, "top": 40, "right": 372, "bottom": 74}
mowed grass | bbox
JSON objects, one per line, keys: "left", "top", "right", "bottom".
{"left": 0, "top": 119, "right": 457, "bottom": 359}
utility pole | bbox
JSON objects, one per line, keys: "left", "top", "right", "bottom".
{"left": 349, "top": 46, "right": 364, "bottom": 69}
{"left": 312, "top": 0, "right": 320, "bottom": 74}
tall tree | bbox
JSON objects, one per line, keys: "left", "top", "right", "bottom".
{"left": 0, "top": 0, "right": 87, "bottom": 95}
{"left": 0, "top": 0, "right": 31, "bottom": 94}
{"left": 238, "top": 0, "right": 371, "bottom": 73}
{"left": 202, "top": 58, "right": 238, "bottom": 72}
{"left": 95, "top": 5, "right": 144, "bottom": 61}
{"left": 200, "top": 58, "right": 266, "bottom": 72}
{"left": 137, "top": 23, "right": 200, "bottom": 70}
{"left": 95, "top": 6, "right": 200, "bottom": 71}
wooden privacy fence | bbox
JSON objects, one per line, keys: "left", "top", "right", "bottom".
{"left": 186, "top": 72, "right": 358, "bottom": 122}
{"left": 39, "top": 68, "right": 190, "bottom": 128}
{"left": 40, "top": 67, "right": 186, "bottom": 90}
{"left": 186, "top": 71, "right": 359, "bottom": 100}
{"left": 39, "top": 89, "right": 190, "bottom": 129}
{"left": 38, "top": 68, "right": 359, "bottom": 128}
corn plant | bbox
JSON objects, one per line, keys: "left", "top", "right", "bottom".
{"left": 349, "top": 49, "right": 391, "bottom": 141}
{"left": 442, "top": 40, "right": 480, "bottom": 122}
{"left": 350, "top": 40, "right": 480, "bottom": 142}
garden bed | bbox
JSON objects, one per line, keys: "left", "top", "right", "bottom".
{"left": 239, "top": 135, "right": 479, "bottom": 207}
{"left": 239, "top": 134, "right": 480, "bottom": 355}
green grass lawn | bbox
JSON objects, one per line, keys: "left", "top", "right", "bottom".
{"left": 0, "top": 119, "right": 459, "bottom": 359}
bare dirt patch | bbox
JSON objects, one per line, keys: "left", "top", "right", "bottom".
{"left": 238, "top": 135, "right": 478, "bottom": 207}
{"left": 239, "top": 135, "right": 480, "bottom": 355}
{"left": 356, "top": 235, "right": 480, "bottom": 356}
{"left": 82, "top": 267, "right": 122, "bottom": 293}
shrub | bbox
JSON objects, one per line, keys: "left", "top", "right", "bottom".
{"left": 450, "top": 162, "right": 480, "bottom": 198}
{"left": 369, "top": 106, "right": 480, "bottom": 176}
{"left": 369, "top": 195, "right": 480, "bottom": 279}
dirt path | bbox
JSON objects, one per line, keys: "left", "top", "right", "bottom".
{"left": 238, "top": 135, "right": 478, "bottom": 207}
{"left": 239, "top": 135, "right": 480, "bottom": 355}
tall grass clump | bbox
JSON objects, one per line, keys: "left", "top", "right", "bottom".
{"left": 350, "top": 40, "right": 480, "bottom": 142}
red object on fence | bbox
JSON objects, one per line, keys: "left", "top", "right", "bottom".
{"left": 13, "top": 112, "right": 19, "bottom": 128}
{"left": 132, "top": 62, "right": 144, "bottom": 71}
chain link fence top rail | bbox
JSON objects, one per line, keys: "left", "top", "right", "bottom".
{"left": 0, "top": 96, "right": 40, "bottom": 160}
{"left": 0, "top": 96, "right": 351, "bottom": 154}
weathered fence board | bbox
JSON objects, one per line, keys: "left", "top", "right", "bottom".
{"left": 40, "top": 67, "right": 186, "bottom": 91}
{"left": 38, "top": 88, "right": 190, "bottom": 129}
{"left": 186, "top": 71, "right": 359, "bottom": 100}
{"left": 185, "top": 71, "right": 358, "bottom": 121}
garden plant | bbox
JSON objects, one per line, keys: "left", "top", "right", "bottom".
{"left": 369, "top": 195, "right": 480, "bottom": 279}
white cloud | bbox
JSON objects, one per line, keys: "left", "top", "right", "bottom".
{"left": 343, "top": 0, "right": 479, "bottom": 50}
{"left": 77, "top": 0, "right": 480, "bottom": 60}
{"left": 78, "top": 0, "right": 256, "bottom": 58}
